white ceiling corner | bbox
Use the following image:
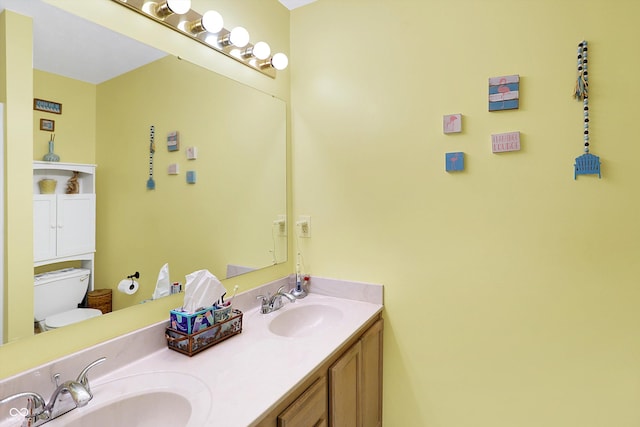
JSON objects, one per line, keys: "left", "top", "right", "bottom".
{"left": 278, "top": 0, "right": 317, "bottom": 10}
{"left": 0, "top": 0, "right": 166, "bottom": 84}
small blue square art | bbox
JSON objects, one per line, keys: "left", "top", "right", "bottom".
{"left": 445, "top": 152, "right": 464, "bottom": 172}
{"left": 186, "top": 170, "right": 196, "bottom": 184}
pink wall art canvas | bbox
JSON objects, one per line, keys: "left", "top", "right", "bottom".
{"left": 443, "top": 114, "right": 462, "bottom": 134}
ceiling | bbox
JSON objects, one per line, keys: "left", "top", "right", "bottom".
{"left": 278, "top": 0, "right": 317, "bottom": 9}
{"left": 0, "top": 0, "right": 167, "bottom": 84}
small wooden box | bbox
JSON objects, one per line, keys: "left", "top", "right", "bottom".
{"left": 165, "top": 309, "right": 243, "bottom": 356}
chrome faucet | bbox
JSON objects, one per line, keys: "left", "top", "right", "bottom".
{"left": 257, "top": 286, "right": 296, "bottom": 314}
{"left": 0, "top": 357, "right": 106, "bottom": 427}
{"left": 0, "top": 391, "right": 46, "bottom": 426}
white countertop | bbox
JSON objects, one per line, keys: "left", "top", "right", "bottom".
{"left": 0, "top": 277, "right": 383, "bottom": 427}
{"left": 92, "top": 293, "right": 382, "bottom": 426}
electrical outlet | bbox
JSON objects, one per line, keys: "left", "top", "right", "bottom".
{"left": 297, "top": 215, "right": 311, "bottom": 238}
{"left": 277, "top": 214, "right": 287, "bottom": 236}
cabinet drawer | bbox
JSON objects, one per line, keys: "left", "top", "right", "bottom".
{"left": 278, "top": 376, "right": 328, "bottom": 427}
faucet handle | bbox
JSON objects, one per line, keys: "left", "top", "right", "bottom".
{"left": 53, "top": 372, "right": 61, "bottom": 387}
{"left": 0, "top": 391, "right": 46, "bottom": 417}
{"left": 76, "top": 357, "right": 106, "bottom": 393}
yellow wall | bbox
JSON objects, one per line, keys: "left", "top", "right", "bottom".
{"left": 33, "top": 70, "right": 96, "bottom": 163}
{"left": 291, "top": 0, "right": 640, "bottom": 426}
{"left": 1, "top": 11, "right": 34, "bottom": 343}
{"left": 0, "top": 0, "right": 291, "bottom": 378}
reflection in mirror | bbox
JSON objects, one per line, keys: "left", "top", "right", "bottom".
{"left": 1, "top": 0, "right": 286, "bottom": 342}
{"left": 96, "top": 54, "right": 287, "bottom": 310}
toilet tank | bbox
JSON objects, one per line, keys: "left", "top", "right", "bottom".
{"left": 34, "top": 268, "right": 91, "bottom": 322}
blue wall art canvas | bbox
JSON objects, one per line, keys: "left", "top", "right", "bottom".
{"left": 445, "top": 152, "right": 465, "bottom": 172}
{"left": 489, "top": 75, "right": 519, "bottom": 111}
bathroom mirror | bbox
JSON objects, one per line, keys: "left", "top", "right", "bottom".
{"left": 2, "top": 0, "right": 286, "bottom": 340}
{"left": 95, "top": 54, "right": 287, "bottom": 309}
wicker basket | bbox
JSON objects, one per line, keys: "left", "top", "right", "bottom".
{"left": 38, "top": 179, "right": 57, "bottom": 194}
{"left": 87, "top": 289, "right": 112, "bottom": 314}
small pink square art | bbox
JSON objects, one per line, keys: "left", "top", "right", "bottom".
{"left": 443, "top": 114, "right": 462, "bottom": 134}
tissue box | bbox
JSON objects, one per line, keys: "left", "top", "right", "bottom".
{"left": 165, "top": 309, "right": 243, "bottom": 356}
{"left": 170, "top": 306, "right": 215, "bottom": 334}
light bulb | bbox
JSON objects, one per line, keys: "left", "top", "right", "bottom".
{"left": 252, "top": 42, "right": 271, "bottom": 60}
{"left": 271, "top": 52, "right": 288, "bottom": 70}
{"left": 229, "top": 27, "right": 250, "bottom": 48}
{"left": 201, "top": 10, "right": 223, "bottom": 33}
{"left": 166, "top": 0, "right": 190, "bottom": 14}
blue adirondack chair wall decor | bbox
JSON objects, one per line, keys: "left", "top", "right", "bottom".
{"left": 574, "top": 153, "right": 601, "bottom": 179}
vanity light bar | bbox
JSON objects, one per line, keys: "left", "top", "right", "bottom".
{"left": 111, "top": 0, "right": 287, "bottom": 78}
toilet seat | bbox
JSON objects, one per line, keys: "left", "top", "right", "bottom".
{"left": 44, "top": 308, "right": 102, "bottom": 329}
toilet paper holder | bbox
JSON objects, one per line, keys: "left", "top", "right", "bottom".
{"left": 121, "top": 271, "right": 140, "bottom": 293}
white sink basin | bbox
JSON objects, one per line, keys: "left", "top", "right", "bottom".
{"left": 268, "top": 303, "right": 343, "bottom": 338}
{"left": 44, "top": 372, "right": 211, "bottom": 427}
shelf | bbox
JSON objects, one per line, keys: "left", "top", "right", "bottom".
{"left": 33, "top": 161, "right": 96, "bottom": 195}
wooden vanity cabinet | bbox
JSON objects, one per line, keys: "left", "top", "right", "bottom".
{"left": 254, "top": 315, "right": 383, "bottom": 427}
{"left": 329, "top": 341, "right": 361, "bottom": 426}
{"left": 278, "top": 376, "right": 328, "bottom": 427}
{"left": 330, "top": 319, "right": 383, "bottom": 427}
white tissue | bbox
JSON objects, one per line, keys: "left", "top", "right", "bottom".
{"left": 182, "top": 269, "right": 226, "bottom": 313}
{"left": 152, "top": 263, "right": 171, "bottom": 300}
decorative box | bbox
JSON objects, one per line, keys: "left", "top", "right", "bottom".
{"left": 165, "top": 309, "right": 243, "bottom": 356}
{"left": 170, "top": 306, "right": 215, "bottom": 334}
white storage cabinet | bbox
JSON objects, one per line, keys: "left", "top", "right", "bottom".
{"left": 33, "top": 161, "right": 96, "bottom": 288}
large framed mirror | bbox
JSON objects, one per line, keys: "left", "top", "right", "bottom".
{"left": 1, "top": 0, "right": 287, "bottom": 343}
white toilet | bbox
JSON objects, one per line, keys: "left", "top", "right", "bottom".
{"left": 34, "top": 268, "right": 102, "bottom": 331}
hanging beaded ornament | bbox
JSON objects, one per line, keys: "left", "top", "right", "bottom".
{"left": 573, "top": 40, "right": 601, "bottom": 179}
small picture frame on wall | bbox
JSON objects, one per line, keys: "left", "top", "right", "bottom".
{"left": 488, "top": 75, "right": 519, "bottom": 111}
{"left": 443, "top": 114, "right": 462, "bottom": 134}
{"left": 39, "top": 118, "right": 55, "bottom": 131}
{"left": 34, "top": 98, "right": 62, "bottom": 114}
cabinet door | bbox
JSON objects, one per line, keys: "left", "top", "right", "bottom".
{"left": 361, "top": 319, "right": 383, "bottom": 427}
{"left": 329, "top": 341, "right": 362, "bottom": 427}
{"left": 56, "top": 194, "right": 96, "bottom": 258}
{"left": 34, "top": 195, "right": 57, "bottom": 261}
{"left": 278, "top": 376, "right": 328, "bottom": 427}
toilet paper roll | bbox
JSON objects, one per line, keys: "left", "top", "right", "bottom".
{"left": 117, "top": 279, "right": 139, "bottom": 295}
